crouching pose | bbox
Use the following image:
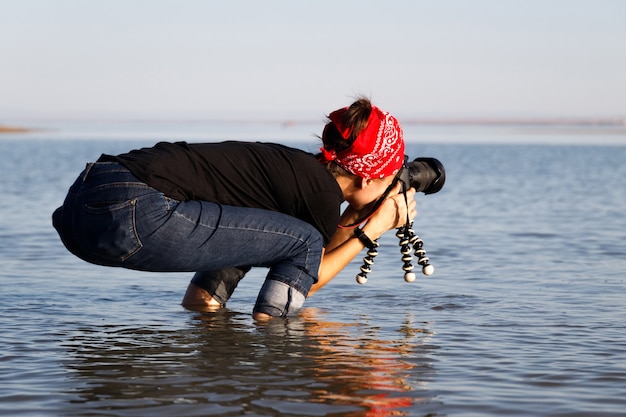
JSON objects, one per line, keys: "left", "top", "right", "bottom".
{"left": 52, "top": 98, "right": 416, "bottom": 319}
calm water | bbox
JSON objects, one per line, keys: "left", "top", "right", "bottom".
{"left": 1, "top": 123, "right": 625, "bottom": 416}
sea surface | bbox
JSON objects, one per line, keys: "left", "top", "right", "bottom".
{"left": 1, "top": 121, "right": 625, "bottom": 416}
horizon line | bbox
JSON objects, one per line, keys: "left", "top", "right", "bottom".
{"left": 2, "top": 115, "right": 626, "bottom": 131}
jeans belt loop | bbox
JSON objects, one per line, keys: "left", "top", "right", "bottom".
{"left": 82, "top": 162, "right": 95, "bottom": 182}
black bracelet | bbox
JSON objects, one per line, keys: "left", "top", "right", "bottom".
{"left": 354, "top": 227, "right": 376, "bottom": 250}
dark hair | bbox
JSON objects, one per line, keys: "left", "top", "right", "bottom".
{"left": 321, "top": 97, "right": 372, "bottom": 153}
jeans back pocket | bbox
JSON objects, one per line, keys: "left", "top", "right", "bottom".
{"left": 80, "top": 198, "right": 143, "bottom": 263}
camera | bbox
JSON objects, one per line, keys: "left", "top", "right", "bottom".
{"left": 396, "top": 157, "right": 446, "bottom": 195}
{"left": 354, "top": 156, "right": 445, "bottom": 284}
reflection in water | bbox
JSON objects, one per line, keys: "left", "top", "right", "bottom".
{"left": 62, "top": 308, "right": 437, "bottom": 416}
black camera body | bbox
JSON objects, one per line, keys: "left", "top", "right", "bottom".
{"left": 396, "top": 157, "right": 446, "bottom": 195}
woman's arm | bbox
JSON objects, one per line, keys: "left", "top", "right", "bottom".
{"left": 308, "top": 186, "right": 417, "bottom": 296}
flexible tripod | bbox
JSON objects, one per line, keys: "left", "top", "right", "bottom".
{"left": 354, "top": 178, "right": 435, "bottom": 284}
{"left": 355, "top": 222, "right": 433, "bottom": 284}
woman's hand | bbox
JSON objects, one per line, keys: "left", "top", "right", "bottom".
{"left": 364, "top": 183, "right": 417, "bottom": 239}
{"left": 312, "top": 184, "right": 418, "bottom": 297}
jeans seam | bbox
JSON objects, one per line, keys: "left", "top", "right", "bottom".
{"left": 124, "top": 198, "right": 143, "bottom": 261}
{"left": 170, "top": 210, "right": 315, "bottom": 262}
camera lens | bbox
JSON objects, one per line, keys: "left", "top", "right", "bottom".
{"left": 402, "top": 157, "right": 446, "bottom": 194}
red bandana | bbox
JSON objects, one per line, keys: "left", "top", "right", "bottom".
{"left": 319, "top": 105, "right": 405, "bottom": 179}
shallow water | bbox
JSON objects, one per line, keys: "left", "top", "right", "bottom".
{"left": 1, "top": 125, "right": 625, "bottom": 416}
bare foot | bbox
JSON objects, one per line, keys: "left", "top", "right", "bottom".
{"left": 252, "top": 312, "right": 273, "bottom": 321}
{"left": 181, "top": 282, "right": 223, "bottom": 312}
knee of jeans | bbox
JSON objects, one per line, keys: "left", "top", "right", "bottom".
{"left": 253, "top": 279, "right": 307, "bottom": 318}
{"left": 286, "top": 227, "right": 324, "bottom": 281}
{"left": 306, "top": 228, "right": 324, "bottom": 259}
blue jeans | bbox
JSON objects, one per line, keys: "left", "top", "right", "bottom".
{"left": 52, "top": 162, "right": 324, "bottom": 317}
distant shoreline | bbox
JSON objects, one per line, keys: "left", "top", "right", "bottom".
{"left": 1, "top": 117, "right": 625, "bottom": 134}
{"left": 0, "top": 125, "right": 33, "bottom": 133}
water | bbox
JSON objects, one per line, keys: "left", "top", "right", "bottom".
{"left": 1, "top": 122, "right": 625, "bottom": 416}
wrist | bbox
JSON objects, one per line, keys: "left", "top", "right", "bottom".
{"left": 353, "top": 227, "right": 378, "bottom": 250}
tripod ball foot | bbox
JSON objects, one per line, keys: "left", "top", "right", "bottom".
{"left": 422, "top": 264, "right": 434, "bottom": 276}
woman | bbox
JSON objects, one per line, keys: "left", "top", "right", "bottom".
{"left": 52, "top": 98, "right": 417, "bottom": 320}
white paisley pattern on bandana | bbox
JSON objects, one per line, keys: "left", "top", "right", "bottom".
{"left": 335, "top": 109, "right": 405, "bottom": 179}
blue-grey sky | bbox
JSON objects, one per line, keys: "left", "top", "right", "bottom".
{"left": 2, "top": 0, "right": 625, "bottom": 121}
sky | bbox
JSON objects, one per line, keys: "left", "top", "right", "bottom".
{"left": 1, "top": 0, "right": 626, "bottom": 122}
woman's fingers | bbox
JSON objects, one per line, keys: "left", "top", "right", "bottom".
{"left": 367, "top": 186, "right": 419, "bottom": 234}
{"left": 382, "top": 187, "right": 417, "bottom": 228}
